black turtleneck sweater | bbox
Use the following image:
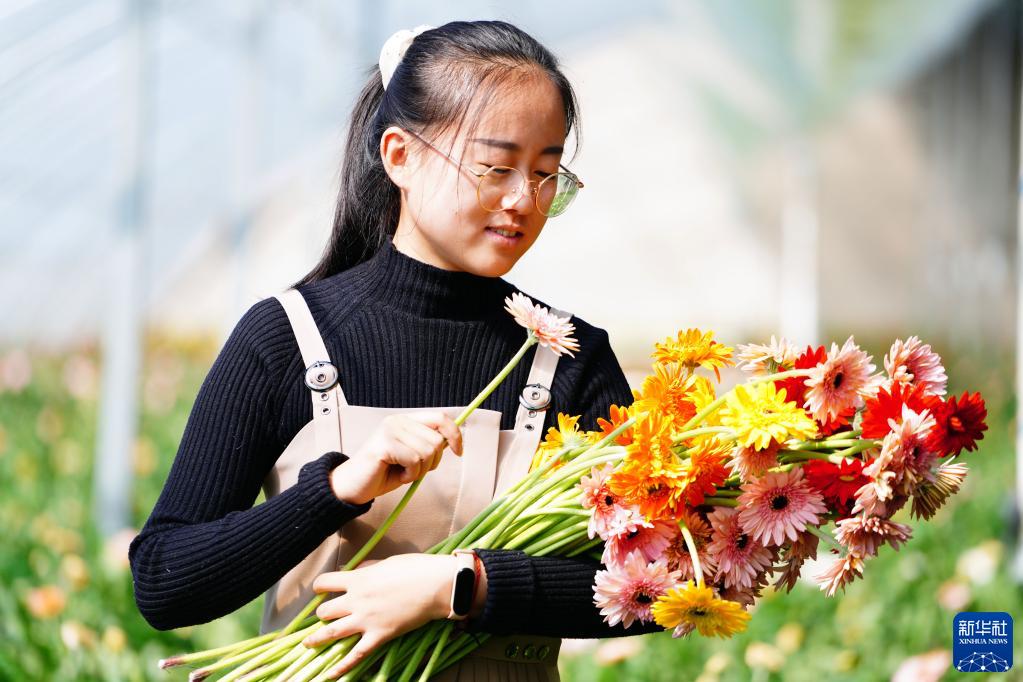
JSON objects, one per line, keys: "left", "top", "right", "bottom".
{"left": 129, "top": 237, "right": 664, "bottom": 640}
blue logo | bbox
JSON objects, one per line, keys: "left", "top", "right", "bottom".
{"left": 953, "top": 612, "right": 1013, "bottom": 673}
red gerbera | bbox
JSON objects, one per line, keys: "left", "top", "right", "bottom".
{"left": 775, "top": 345, "right": 825, "bottom": 407}
{"left": 926, "top": 391, "right": 987, "bottom": 457}
{"left": 860, "top": 382, "right": 940, "bottom": 439}
{"left": 803, "top": 458, "right": 870, "bottom": 518}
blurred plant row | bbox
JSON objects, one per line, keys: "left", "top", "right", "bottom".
{"left": 0, "top": 334, "right": 1020, "bottom": 681}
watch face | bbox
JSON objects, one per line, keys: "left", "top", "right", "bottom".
{"left": 452, "top": 566, "right": 475, "bottom": 616}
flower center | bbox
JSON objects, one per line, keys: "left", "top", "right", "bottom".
{"left": 604, "top": 494, "right": 615, "bottom": 506}
{"left": 635, "top": 592, "right": 653, "bottom": 604}
{"left": 689, "top": 608, "right": 708, "bottom": 617}
{"left": 949, "top": 416, "right": 964, "bottom": 433}
{"left": 736, "top": 533, "right": 749, "bottom": 550}
{"left": 832, "top": 371, "right": 845, "bottom": 390}
{"left": 771, "top": 494, "right": 789, "bottom": 510}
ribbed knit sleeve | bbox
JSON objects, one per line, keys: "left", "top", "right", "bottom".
{"left": 467, "top": 330, "right": 666, "bottom": 639}
{"left": 128, "top": 299, "right": 372, "bottom": 631}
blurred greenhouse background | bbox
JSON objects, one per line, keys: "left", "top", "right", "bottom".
{"left": 1, "top": 0, "right": 1021, "bottom": 680}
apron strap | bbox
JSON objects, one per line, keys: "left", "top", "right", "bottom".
{"left": 274, "top": 288, "right": 347, "bottom": 455}
{"left": 510, "top": 306, "right": 571, "bottom": 454}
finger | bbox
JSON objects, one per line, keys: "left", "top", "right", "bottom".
{"left": 326, "top": 635, "right": 382, "bottom": 678}
{"left": 303, "top": 616, "right": 361, "bottom": 648}
{"left": 405, "top": 419, "right": 447, "bottom": 453}
{"left": 312, "top": 572, "right": 348, "bottom": 594}
{"left": 434, "top": 416, "right": 464, "bottom": 456}
{"left": 315, "top": 594, "right": 352, "bottom": 621}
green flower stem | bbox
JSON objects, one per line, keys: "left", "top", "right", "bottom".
{"left": 416, "top": 621, "right": 453, "bottom": 681}
{"left": 433, "top": 631, "right": 490, "bottom": 674}
{"left": 238, "top": 643, "right": 304, "bottom": 681}
{"left": 679, "top": 369, "right": 813, "bottom": 433}
{"left": 215, "top": 624, "right": 319, "bottom": 682}
{"left": 806, "top": 524, "right": 845, "bottom": 555}
{"left": 373, "top": 643, "right": 400, "bottom": 681}
{"left": 159, "top": 630, "right": 282, "bottom": 670}
{"left": 272, "top": 645, "right": 320, "bottom": 681}
{"left": 189, "top": 623, "right": 316, "bottom": 680}
{"left": 702, "top": 497, "right": 739, "bottom": 507}
{"left": 678, "top": 519, "right": 704, "bottom": 588}
{"left": 295, "top": 635, "right": 359, "bottom": 682}
{"left": 711, "top": 488, "right": 741, "bottom": 497}
{"left": 396, "top": 621, "right": 446, "bottom": 682}
{"left": 670, "top": 426, "right": 736, "bottom": 445}
{"left": 333, "top": 641, "right": 390, "bottom": 682}
{"left": 504, "top": 513, "right": 586, "bottom": 551}
{"left": 567, "top": 537, "right": 603, "bottom": 557}
{"left": 522, "top": 520, "right": 589, "bottom": 555}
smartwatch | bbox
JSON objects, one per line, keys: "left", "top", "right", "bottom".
{"left": 447, "top": 549, "right": 477, "bottom": 620}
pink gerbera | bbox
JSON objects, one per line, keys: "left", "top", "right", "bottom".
{"left": 662, "top": 509, "right": 718, "bottom": 582}
{"left": 593, "top": 551, "right": 680, "bottom": 628}
{"left": 884, "top": 336, "right": 947, "bottom": 397}
{"left": 834, "top": 515, "right": 912, "bottom": 557}
{"left": 735, "top": 336, "right": 798, "bottom": 375}
{"left": 736, "top": 468, "right": 828, "bottom": 547}
{"left": 705, "top": 507, "right": 775, "bottom": 590}
{"left": 602, "top": 516, "right": 676, "bottom": 568}
{"left": 727, "top": 441, "right": 781, "bottom": 481}
{"left": 803, "top": 336, "right": 879, "bottom": 423}
{"left": 861, "top": 404, "right": 938, "bottom": 503}
{"left": 815, "top": 552, "right": 866, "bottom": 597}
{"left": 580, "top": 463, "right": 638, "bottom": 540}
{"left": 504, "top": 292, "right": 580, "bottom": 357}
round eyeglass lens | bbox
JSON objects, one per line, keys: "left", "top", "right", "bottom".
{"left": 478, "top": 167, "right": 579, "bottom": 216}
{"left": 537, "top": 173, "right": 579, "bottom": 217}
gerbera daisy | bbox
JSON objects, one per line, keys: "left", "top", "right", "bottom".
{"left": 705, "top": 507, "right": 775, "bottom": 590}
{"left": 663, "top": 509, "right": 718, "bottom": 581}
{"left": 926, "top": 391, "right": 987, "bottom": 457}
{"left": 736, "top": 468, "right": 828, "bottom": 547}
{"left": 622, "top": 410, "right": 681, "bottom": 477}
{"left": 596, "top": 404, "right": 635, "bottom": 446}
{"left": 680, "top": 438, "right": 731, "bottom": 507}
{"left": 834, "top": 515, "right": 912, "bottom": 557}
{"left": 631, "top": 363, "right": 699, "bottom": 432}
{"left": 580, "top": 463, "right": 639, "bottom": 540}
{"left": 815, "top": 552, "right": 866, "bottom": 597}
{"left": 860, "top": 381, "right": 938, "bottom": 439}
{"left": 884, "top": 336, "right": 948, "bottom": 396}
{"left": 719, "top": 381, "right": 819, "bottom": 451}
{"left": 593, "top": 551, "right": 681, "bottom": 628}
{"left": 608, "top": 465, "right": 686, "bottom": 521}
{"left": 503, "top": 291, "right": 580, "bottom": 357}
{"left": 652, "top": 328, "right": 734, "bottom": 381}
{"left": 530, "top": 412, "right": 599, "bottom": 473}
{"left": 727, "top": 441, "right": 781, "bottom": 481}
{"left": 862, "top": 405, "right": 938, "bottom": 499}
{"left": 803, "top": 458, "right": 870, "bottom": 518}
{"left": 773, "top": 529, "right": 820, "bottom": 593}
{"left": 735, "top": 336, "right": 799, "bottom": 375}
{"left": 911, "top": 461, "right": 968, "bottom": 520}
{"left": 775, "top": 345, "right": 825, "bottom": 408}
{"left": 602, "top": 516, "right": 677, "bottom": 568}
{"left": 803, "top": 336, "right": 879, "bottom": 423}
{"left": 651, "top": 580, "right": 751, "bottom": 638}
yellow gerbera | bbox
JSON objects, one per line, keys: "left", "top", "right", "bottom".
{"left": 528, "top": 413, "right": 599, "bottom": 473}
{"left": 651, "top": 581, "right": 751, "bottom": 638}
{"left": 652, "top": 329, "right": 734, "bottom": 381}
{"left": 719, "top": 382, "right": 819, "bottom": 450}
{"left": 632, "top": 363, "right": 699, "bottom": 432}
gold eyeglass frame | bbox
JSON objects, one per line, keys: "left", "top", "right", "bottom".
{"left": 404, "top": 128, "right": 585, "bottom": 217}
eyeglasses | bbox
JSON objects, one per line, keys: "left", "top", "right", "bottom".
{"left": 405, "top": 129, "right": 584, "bottom": 217}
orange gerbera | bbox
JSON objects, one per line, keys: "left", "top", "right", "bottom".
{"left": 632, "top": 363, "right": 700, "bottom": 432}
{"left": 652, "top": 328, "right": 734, "bottom": 381}
{"left": 608, "top": 466, "right": 687, "bottom": 520}
{"left": 680, "top": 438, "right": 731, "bottom": 507}
{"left": 596, "top": 404, "right": 635, "bottom": 446}
{"left": 622, "top": 411, "right": 679, "bottom": 476}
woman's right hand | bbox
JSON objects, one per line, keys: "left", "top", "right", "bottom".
{"left": 328, "top": 411, "right": 464, "bottom": 505}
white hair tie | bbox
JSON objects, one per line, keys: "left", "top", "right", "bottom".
{"left": 379, "top": 24, "right": 434, "bottom": 90}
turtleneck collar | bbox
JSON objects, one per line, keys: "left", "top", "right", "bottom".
{"left": 360, "top": 237, "right": 516, "bottom": 321}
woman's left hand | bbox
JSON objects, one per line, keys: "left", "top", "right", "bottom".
{"left": 302, "top": 553, "right": 457, "bottom": 677}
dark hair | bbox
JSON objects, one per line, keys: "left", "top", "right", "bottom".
{"left": 291, "top": 20, "right": 581, "bottom": 288}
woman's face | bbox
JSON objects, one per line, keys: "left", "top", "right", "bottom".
{"left": 381, "top": 70, "right": 568, "bottom": 277}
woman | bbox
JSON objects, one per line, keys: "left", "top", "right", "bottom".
{"left": 129, "top": 19, "right": 662, "bottom": 680}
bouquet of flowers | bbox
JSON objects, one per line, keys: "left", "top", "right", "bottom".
{"left": 157, "top": 302, "right": 987, "bottom": 680}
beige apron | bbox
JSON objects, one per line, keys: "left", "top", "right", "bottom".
{"left": 260, "top": 288, "right": 565, "bottom": 680}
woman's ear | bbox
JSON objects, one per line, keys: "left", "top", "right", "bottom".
{"left": 380, "top": 125, "right": 416, "bottom": 189}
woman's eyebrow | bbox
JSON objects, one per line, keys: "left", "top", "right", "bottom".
{"left": 470, "top": 138, "right": 564, "bottom": 155}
